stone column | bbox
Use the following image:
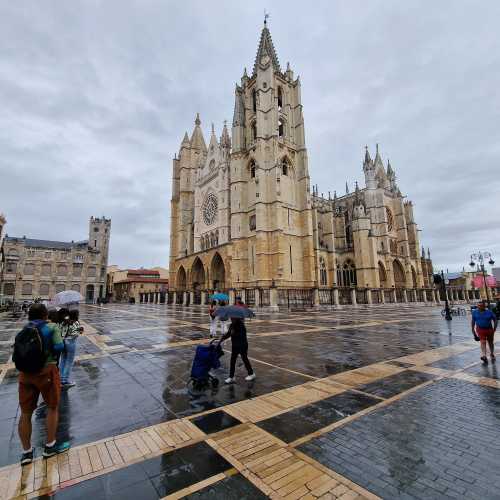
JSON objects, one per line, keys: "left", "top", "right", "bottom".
{"left": 392, "top": 289, "right": 397, "bottom": 303}
{"left": 422, "top": 289, "right": 427, "bottom": 303}
{"left": 366, "top": 289, "right": 372, "bottom": 305}
{"left": 172, "top": 291, "right": 177, "bottom": 304}
{"left": 413, "top": 289, "right": 418, "bottom": 302}
{"left": 402, "top": 289, "right": 408, "bottom": 303}
{"left": 240, "top": 289, "right": 246, "bottom": 304}
{"left": 182, "top": 291, "right": 187, "bottom": 305}
{"left": 270, "top": 287, "right": 279, "bottom": 311}
{"left": 255, "top": 288, "right": 261, "bottom": 307}
{"left": 189, "top": 291, "right": 194, "bottom": 305}
{"left": 351, "top": 288, "right": 357, "bottom": 306}
{"left": 333, "top": 288, "right": 339, "bottom": 306}
{"left": 201, "top": 291, "right": 206, "bottom": 305}
{"left": 380, "top": 289, "right": 385, "bottom": 304}
{"left": 434, "top": 290, "right": 440, "bottom": 303}
{"left": 229, "top": 289, "right": 236, "bottom": 305}
{"left": 313, "top": 288, "right": 320, "bottom": 307}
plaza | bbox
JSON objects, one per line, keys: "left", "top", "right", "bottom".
{"left": 0, "top": 303, "right": 499, "bottom": 499}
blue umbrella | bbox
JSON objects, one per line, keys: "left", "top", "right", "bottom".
{"left": 215, "top": 305, "right": 255, "bottom": 320}
{"left": 210, "top": 293, "right": 229, "bottom": 302}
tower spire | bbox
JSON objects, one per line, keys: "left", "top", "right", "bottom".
{"left": 253, "top": 21, "right": 281, "bottom": 75}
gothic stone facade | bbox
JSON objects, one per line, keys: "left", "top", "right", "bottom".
{"left": 0, "top": 217, "right": 110, "bottom": 303}
{"left": 169, "top": 24, "right": 434, "bottom": 306}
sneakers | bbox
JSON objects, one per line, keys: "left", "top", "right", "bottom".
{"left": 20, "top": 450, "right": 33, "bottom": 466}
{"left": 224, "top": 377, "right": 235, "bottom": 384}
{"left": 62, "top": 382, "right": 76, "bottom": 388}
{"left": 43, "top": 441, "right": 71, "bottom": 458}
{"left": 245, "top": 373, "right": 256, "bottom": 381}
{"left": 492, "top": 354, "right": 496, "bottom": 363}
{"left": 481, "top": 356, "right": 488, "bottom": 365}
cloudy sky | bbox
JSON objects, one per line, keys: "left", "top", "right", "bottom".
{"left": 1, "top": 1, "right": 499, "bottom": 272}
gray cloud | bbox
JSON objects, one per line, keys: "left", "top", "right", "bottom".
{"left": 1, "top": 1, "right": 499, "bottom": 271}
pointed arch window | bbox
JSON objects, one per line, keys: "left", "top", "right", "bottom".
{"left": 251, "top": 121, "right": 257, "bottom": 142}
{"left": 319, "top": 257, "right": 327, "bottom": 286}
{"left": 281, "top": 157, "right": 289, "bottom": 176}
{"left": 277, "top": 87, "right": 283, "bottom": 110}
{"left": 252, "top": 89, "right": 257, "bottom": 113}
{"left": 278, "top": 118, "right": 284, "bottom": 138}
{"left": 249, "top": 160, "right": 256, "bottom": 179}
{"left": 341, "top": 260, "right": 357, "bottom": 287}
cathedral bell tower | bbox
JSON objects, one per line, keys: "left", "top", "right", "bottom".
{"left": 230, "top": 20, "right": 315, "bottom": 288}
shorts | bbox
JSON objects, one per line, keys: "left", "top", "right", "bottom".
{"left": 476, "top": 326, "right": 494, "bottom": 341}
{"left": 19, "top": 364, "right": 61, "bottom": 412}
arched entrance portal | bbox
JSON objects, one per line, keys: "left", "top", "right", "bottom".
{"left": 393, "top": 260, "right": 406, "bottom": 288}
{"left": 191, "top": 258, "right": 205, "bottom": 290}
{"left": 211, "top": 253, "right": 226, "bottom": 290}
{"left": 177, "top": 266, "right": 187, "bottom": 290}
{"left": 378, "top": 262, "right": 387, "bottom": 288}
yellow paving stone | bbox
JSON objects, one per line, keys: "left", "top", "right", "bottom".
{"left": 68, "top": 449, "right": 83, "bottom": 479}
{"left": 245, "top": 448, "right": 292, "bottom": 470}
{"left": 277, "top": 468, "right": 324, "bottom": 495}
{"left": 284, "top": 484, "right": 309, "bottom": 500}
{"left": 87, "top": 445, "right": 104, "bottom": 472}
{"left": 177, "top": 419, "right": 205, "bottom": 440}
{"left": 240, "top": 444, "right": 282, "bottom": 465}
{"left": 264, "top": 460, "right": 304, "bottom": 486}
{"left": 105, "top": 440, "right": 124, "bottom": 465}
{"left": 256, "top": 457, "right": 298, "bottom": 479}
{"left": 235, "top": 440, "right": 276, "bottom": 460}
{"left": 96, "top": 442, "right": 113, "bottom": 468}
{"left": 130, "top": 432, "right": 152, "bottom": 456}
{"left": 270, "top": 464, "right": 318, "bottom": 491}
{"left": 307, "top": 475, "right": 338, "bottom": 492}
{"left": 57, "top": 454, "right": 71, "bottom": 483}
{"left": 19, "top": 463, "right": 35, "bottom": 495}
{"left": 162, "top": 472, "right": 226, "bottom": 499}
{"left": 44, "top": 456, "right": 59, "bottom": 488}
{"left": 155, "top": 423, "right": 181, "bottom": 447}
{"left": 330, "top": 484, "right": 350, "bottom": 497}
{"left": 145, "top": 427, "right": 170, "bottom": 450}
{"left": 318, "top": 493, "right": 335, "bottom": 500}
{"left": 5, "top": 465, "right": 23, "bottom": 499}
{"left": 77, "top": 448, "right": 93, "bottom": 476}
{"left": 139, "top": 430, "right": 161, "bottom": 454}
{"left": 33, "top": 459, "right": 46, "bottom": 480}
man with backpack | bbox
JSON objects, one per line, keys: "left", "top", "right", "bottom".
{"left": 13, "top": 303, "right": 70, "bottom": 465}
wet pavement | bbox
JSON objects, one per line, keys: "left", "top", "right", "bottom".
{"left": 0, "top": 302, "right": 497, "bottom": 499}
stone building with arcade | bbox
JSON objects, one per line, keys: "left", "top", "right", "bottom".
{"left": 168, "top": 22, "right": 435, "bottom": 308}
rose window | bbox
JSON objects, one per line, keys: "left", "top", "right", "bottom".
{"left": 202, "top": 193, "right": 218, "bottom": 226}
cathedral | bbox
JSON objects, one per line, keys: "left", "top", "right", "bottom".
{"left": 168, "top": 22, "right": 435, "bottom": 308}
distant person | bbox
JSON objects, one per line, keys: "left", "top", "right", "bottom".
{"left": 218, "top": 300, "right": 229, "bottom": 336}
{"left": 235, "top": 296, "right": 248, "bottom": 308}
{"left": 208, "top": 300, "right": 217, "bottom": 338}
{"left": 47, "top": 308, "right": 63, "bottom": 366}
{"left": 13, "top": 303, "right": 70, "bottom": 465}
{"left": 59, "top": 309, "right": 84, "bottom": 388}
{"left": 220, "top": 317, "right": 255, "bottom": 384}
{"left": 471, "top": 300, "right": 498, "bottom": 364}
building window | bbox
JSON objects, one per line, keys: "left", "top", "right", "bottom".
{"left": 41, "top": 264, "right": 51, "bottom": 276}
{"left": 94, "top": 240, "right": 97, "bottom": 248}
{"left": 386, "top": 207, "right": 394, "bottom": 232}
{"left": 74, "top": 254, "right": 83, "bottom": 262}
{"left": 57, "top": 264, "right": 67, "bottom": 276}
{"left": 87, "top": 266, "right": 97, "bottom": 277}
{"left": 252, "top": 88, "right": 257, "bottom": 112}
{"left": 249, "top": 214, "right": 256, "bottom": 231}
{"left": 6, "top": 262, "right": 17, "bottom": 273}
{"left": 277, "top": 87, "right": 283, "bottom": 110}
{"left": 340, "top": 261, "right": 357, "bottom": 287}
{"left": 55, "top": 283, "right": 65, "bottom": 293}
{"left": 281, "top": 158, "right": 289, "bottom": 176}
{"left": 94, "top": 227, "right": 99, "bottom": 232}
{"left": 39, "top": 283, "right": 50, "bottom": 296}
{"left": 3, "top": 283, "right": 15, "bottom": 295}
{"left": 22, "top": 283, "right": 33, "bottom": 295}
{"left": 24, "top": 263, "right": 35, "bottom": 275}
{"left": 45, "top": 252, "right": 51, "bottom": 258}
{"left": 8, "top": 249, "right": 19, "bottom": 257}
{"left": 249, "top": 160, "right": 256, "bottom": 178}
{"left": 278, "top": 118, "right": 284, "bottom": 138}
{"left": 71, "top": 284, "right": 80, "bottom": 292}
{"left": 320, "top": 257, "right": 328, "bottom": 286}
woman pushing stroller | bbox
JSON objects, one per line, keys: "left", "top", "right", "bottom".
{"left": 220, "top": 317, "right": 255, "bottom": 384}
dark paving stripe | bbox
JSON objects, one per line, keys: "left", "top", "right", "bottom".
{"left": 466, "top": 363, "right": 500, "bottom": 380}
{"left": 191, "top": 410, "right": 241, "bottom": 434}
{"left": 356, "top": 370, "right": 436, "bottom": 399}
{"left": 184, "top": 473, "right": 268, "bottom": 499}
{"left": 36, "top": 441, "right": 231, "bottom": 500}
{"left": 299, "top": 379, "right": 500, "bottom": 500}
{"left": 257, "top": 390, "right": 379, "bottom": 443}
{"left": 430, "top": 349, "right": 480, "bottom": 370}
{"left": 386, "top": 360, "right": 415, "bottom": 368}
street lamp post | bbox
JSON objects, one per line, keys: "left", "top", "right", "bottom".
{"left": 441, "top": 270, "right": 452, "bottom": 321}
{"left": 469, "top": 251, "right": 495, "bottom": 306}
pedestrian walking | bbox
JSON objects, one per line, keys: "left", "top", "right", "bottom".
{"left": 13, "top": 303, "right": 70, "bottom": 465}
{"left": 220, "top": 317, "right": 255, "bottom": 383}
{"left": 208, "top": 300, "right": 218, "bottom": 338}
{"left": 59, "top": 309, "right": 84, "bottom": 388}
{"left": 471, "top": 300, "right": 498, "bottom": 364}
{"left": 235, "top": 296, "right": 248, "bottom": 308}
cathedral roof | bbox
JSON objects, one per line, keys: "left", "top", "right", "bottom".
{"left": 252, "top": 22, "right": 281, "bottom": 76}
{"left": 190, "top": 113, "right": 207, "bottom": 152}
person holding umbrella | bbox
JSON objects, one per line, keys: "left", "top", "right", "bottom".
{"left": 216, "top": 306, "right": 256, "bottom": 383}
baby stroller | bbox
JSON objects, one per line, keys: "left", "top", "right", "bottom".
{"left": 189, "top": 340, "right": 224, "bottom": 391}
